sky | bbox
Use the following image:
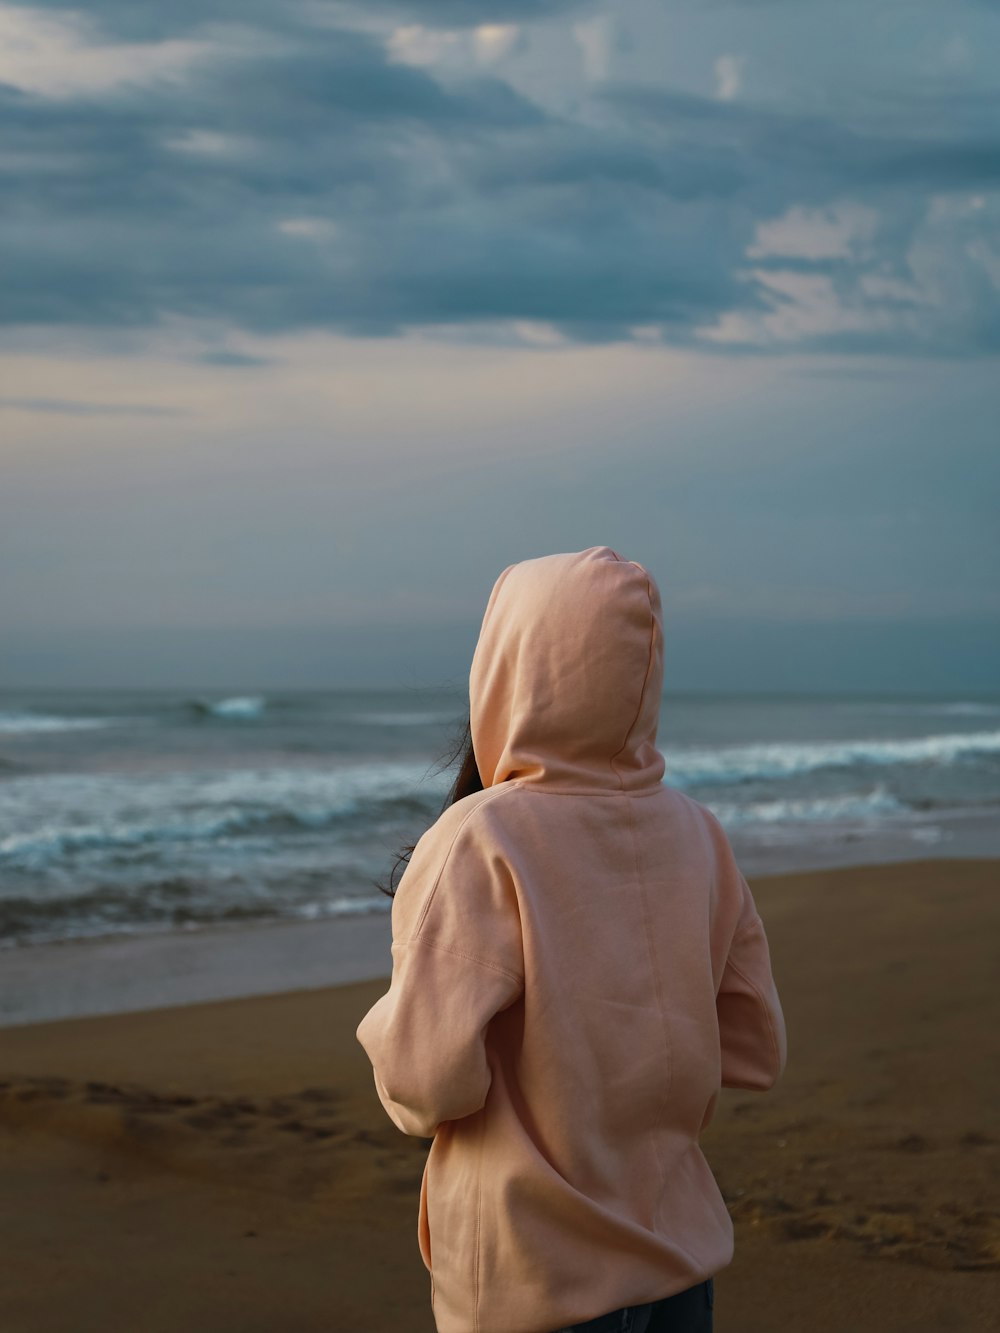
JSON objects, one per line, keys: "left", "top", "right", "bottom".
{"left": 1, "top": 0, "right": 998, "bottom": 693}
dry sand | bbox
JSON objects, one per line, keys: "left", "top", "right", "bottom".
{"left": 1, "top": 856, "right": 998, "bottom": 1332}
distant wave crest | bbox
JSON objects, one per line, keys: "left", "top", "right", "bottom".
{"left": 710, "top": 783, "right": 904, "bottom": 825}
{"left": 668, "top": 728, "right": 1000, "bottom": 787}
{"left": 353, "top": 710, "right": 462, "bottom": 727}
{"left": 187, "top": 696, "right": 267, "bottom": 720}
{"left": 0, "top": 761, "right": 443, "bottom": 872}
{"left": 0, "top": 878, "right": 392, "bottom": 948}
{"left": 0, "top": 710, "right": 114, "bottom": 734}
{"left": 844, "top": 701, "right": 1000, "bottom": 716}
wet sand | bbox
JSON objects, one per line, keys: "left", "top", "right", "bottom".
{"left": 1, "top": 857, "right": 998, "bottom": 1331}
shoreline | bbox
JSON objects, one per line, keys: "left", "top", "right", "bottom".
{"left": 4, "top": 821, "right": 1000, "bottom": 1027}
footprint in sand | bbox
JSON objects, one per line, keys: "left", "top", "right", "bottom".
{"left": 0, "top": 1076, "right": 350, "bottom": 1151}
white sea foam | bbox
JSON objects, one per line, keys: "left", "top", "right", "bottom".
{"left": 0, "top": 711, "right": 114, "bottom": 734}
{"left": 839, "top": 701, "right": 1000, "bottom": 716}
{"left": 0, "top": 760, "right": 447, "bottom": 870}
{"left": 294, "top": 896, "right": 392, "bottom": 919}
{"left": 909, "top": 825, "right": 944, "bottom": 843}
{"left": 709, "top": 783, "right": 904, "bottom": 826}
{"left": 665, "top": 728, "right": 1000, "bottom": 787}
{"left": 353, "top": 711, "right": 462, "bottom": 727}
{"left": 188, "top": 695, "right": 267, "bottom": 720}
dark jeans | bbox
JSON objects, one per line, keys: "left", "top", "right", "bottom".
{"left": 551, "top": 1277, "right": 714, "bottom": 1333}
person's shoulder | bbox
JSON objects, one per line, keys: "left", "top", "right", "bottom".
{"left": 387, "top": 790, "right": 524, "bottom": 957}
{"left": 667, "top": 789, "right": 738, "bottom": 862}
{"left": 414, "top": 783, "right": 518, "bottom": 857}
{"left": 653, "top": 778, "right": 714, "bottom": 821}
{"left": 676, "top": 790, "right": 722, "bottom": 829}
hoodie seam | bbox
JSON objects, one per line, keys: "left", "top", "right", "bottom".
{"left": 394, "top": 934, "right": 523, "bottom": 985}
{"left": 623, "top": 788, "right": 673, "bottom": 1209}
{"left": 732, "top": 913, "right": 764, "bottom": 945}
{"left": 611, "top": 564, "right": 671, "bottom": 1208}
{"left": 725, "top": 950, "right": 782, "bottom": 1072}
{"left": 609, "top": 567, "right": 658, "bottom": 788}
{"left": 408, "top": 785, "right": 515, "bottom": 941}
{"left": 470, "top": 561, "right": 516, "bottom": 787}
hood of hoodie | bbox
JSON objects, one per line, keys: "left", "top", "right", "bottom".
{"left": 469, "top": 545, "right": 666, "bottom": 792}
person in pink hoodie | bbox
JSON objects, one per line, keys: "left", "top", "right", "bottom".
{"left": 356, "top": 546, "right": 787, "bottom": 1333}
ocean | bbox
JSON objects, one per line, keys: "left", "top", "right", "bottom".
{"left": 1, "top": 688, "right": 998, "bottom": 950}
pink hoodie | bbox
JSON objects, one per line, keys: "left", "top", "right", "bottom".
{"left": 356, "top": 546, "right": 787, "bottom": 1333}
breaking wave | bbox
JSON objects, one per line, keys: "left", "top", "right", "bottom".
{"left": 0, "top": 761, "right": 445, "bottom": 872}
{"left": 186, "top": 695, "right": 267, "bottom": 720}
{"left": 709, "top": 783, "right": 905, "bottom": 825}
{"left": 0, "top": 710, "right": 115, "bottom": 734}
{"left": 667, "top": 728, "right": 1000, "bottom": 788}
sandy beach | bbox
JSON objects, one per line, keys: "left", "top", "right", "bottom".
{"left": 1, "top": 855, "right": 998, "bottom": 1332}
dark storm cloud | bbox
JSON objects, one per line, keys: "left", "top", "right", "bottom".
{"left": 2, "top": 5, "right": 1000, "bottom": 352}
{"left": 19, "top": 0, "right": 288, "bottom": 39}
{"left": 0, "top": 25, "right": 759, "bottom": 340}
{"left": 598, "top": 86, "right": 1000, "bottom": 195}
{"left": 19, "top": 0, "right": 593, "bottom": 41}
{"left": 379, "top": 0, "right": 594, "bottom": 19}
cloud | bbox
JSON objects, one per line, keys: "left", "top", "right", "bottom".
{"left": 713, "top": 53, "right": 744, "bottom": 101}
{"left": 383, "top": 0, "right": 589, "bottom": 19}
{"left": 0, "top": 396, "right": 183, "bottom": 415}
{"left": 385, "top": 20, "right": 523, "bottom": 69}
{"left": 276, "top": 217, "right": 340, "bottom": 240}
{"left": 0, "top": 20, "right": 748, "bottom": 343}
{"left": 195, "top": 350, "right": 271, "bottom": 367}
{"left": 0, "top": 5, "right": 210, "bottom": 96}
{"left": 14, "top": 0, "right": 594, "bottom": 42}
{"left": 746, "top": 202, "right": 880, "bottom": 260}
{"left": 473, "top": 23, "right": 523, "bottom": 63}
{"left": 385, "top": 24, "right": 464, "bottom": 66}
{"left": 1, "top": 3, "right": 999, "bottom": 355}
{"left": 572, "top": 15, "right": 620, "bottom": 81}
{"left": 697, "top": 189, "right": 1000, "bottom": 353}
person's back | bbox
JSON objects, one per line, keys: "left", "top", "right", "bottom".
{"left": 357, "top": 546, "right": 788, "bottom": 1333}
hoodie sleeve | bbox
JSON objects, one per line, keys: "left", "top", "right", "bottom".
{"left": 717, "top": 880, "right": 788, "bottom": 1090}
{"left": 356, "top": 800, "right": 525, "bottom": 1138}
{"left": 704, "top": 810, "right": 788, "bottom": 1091}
